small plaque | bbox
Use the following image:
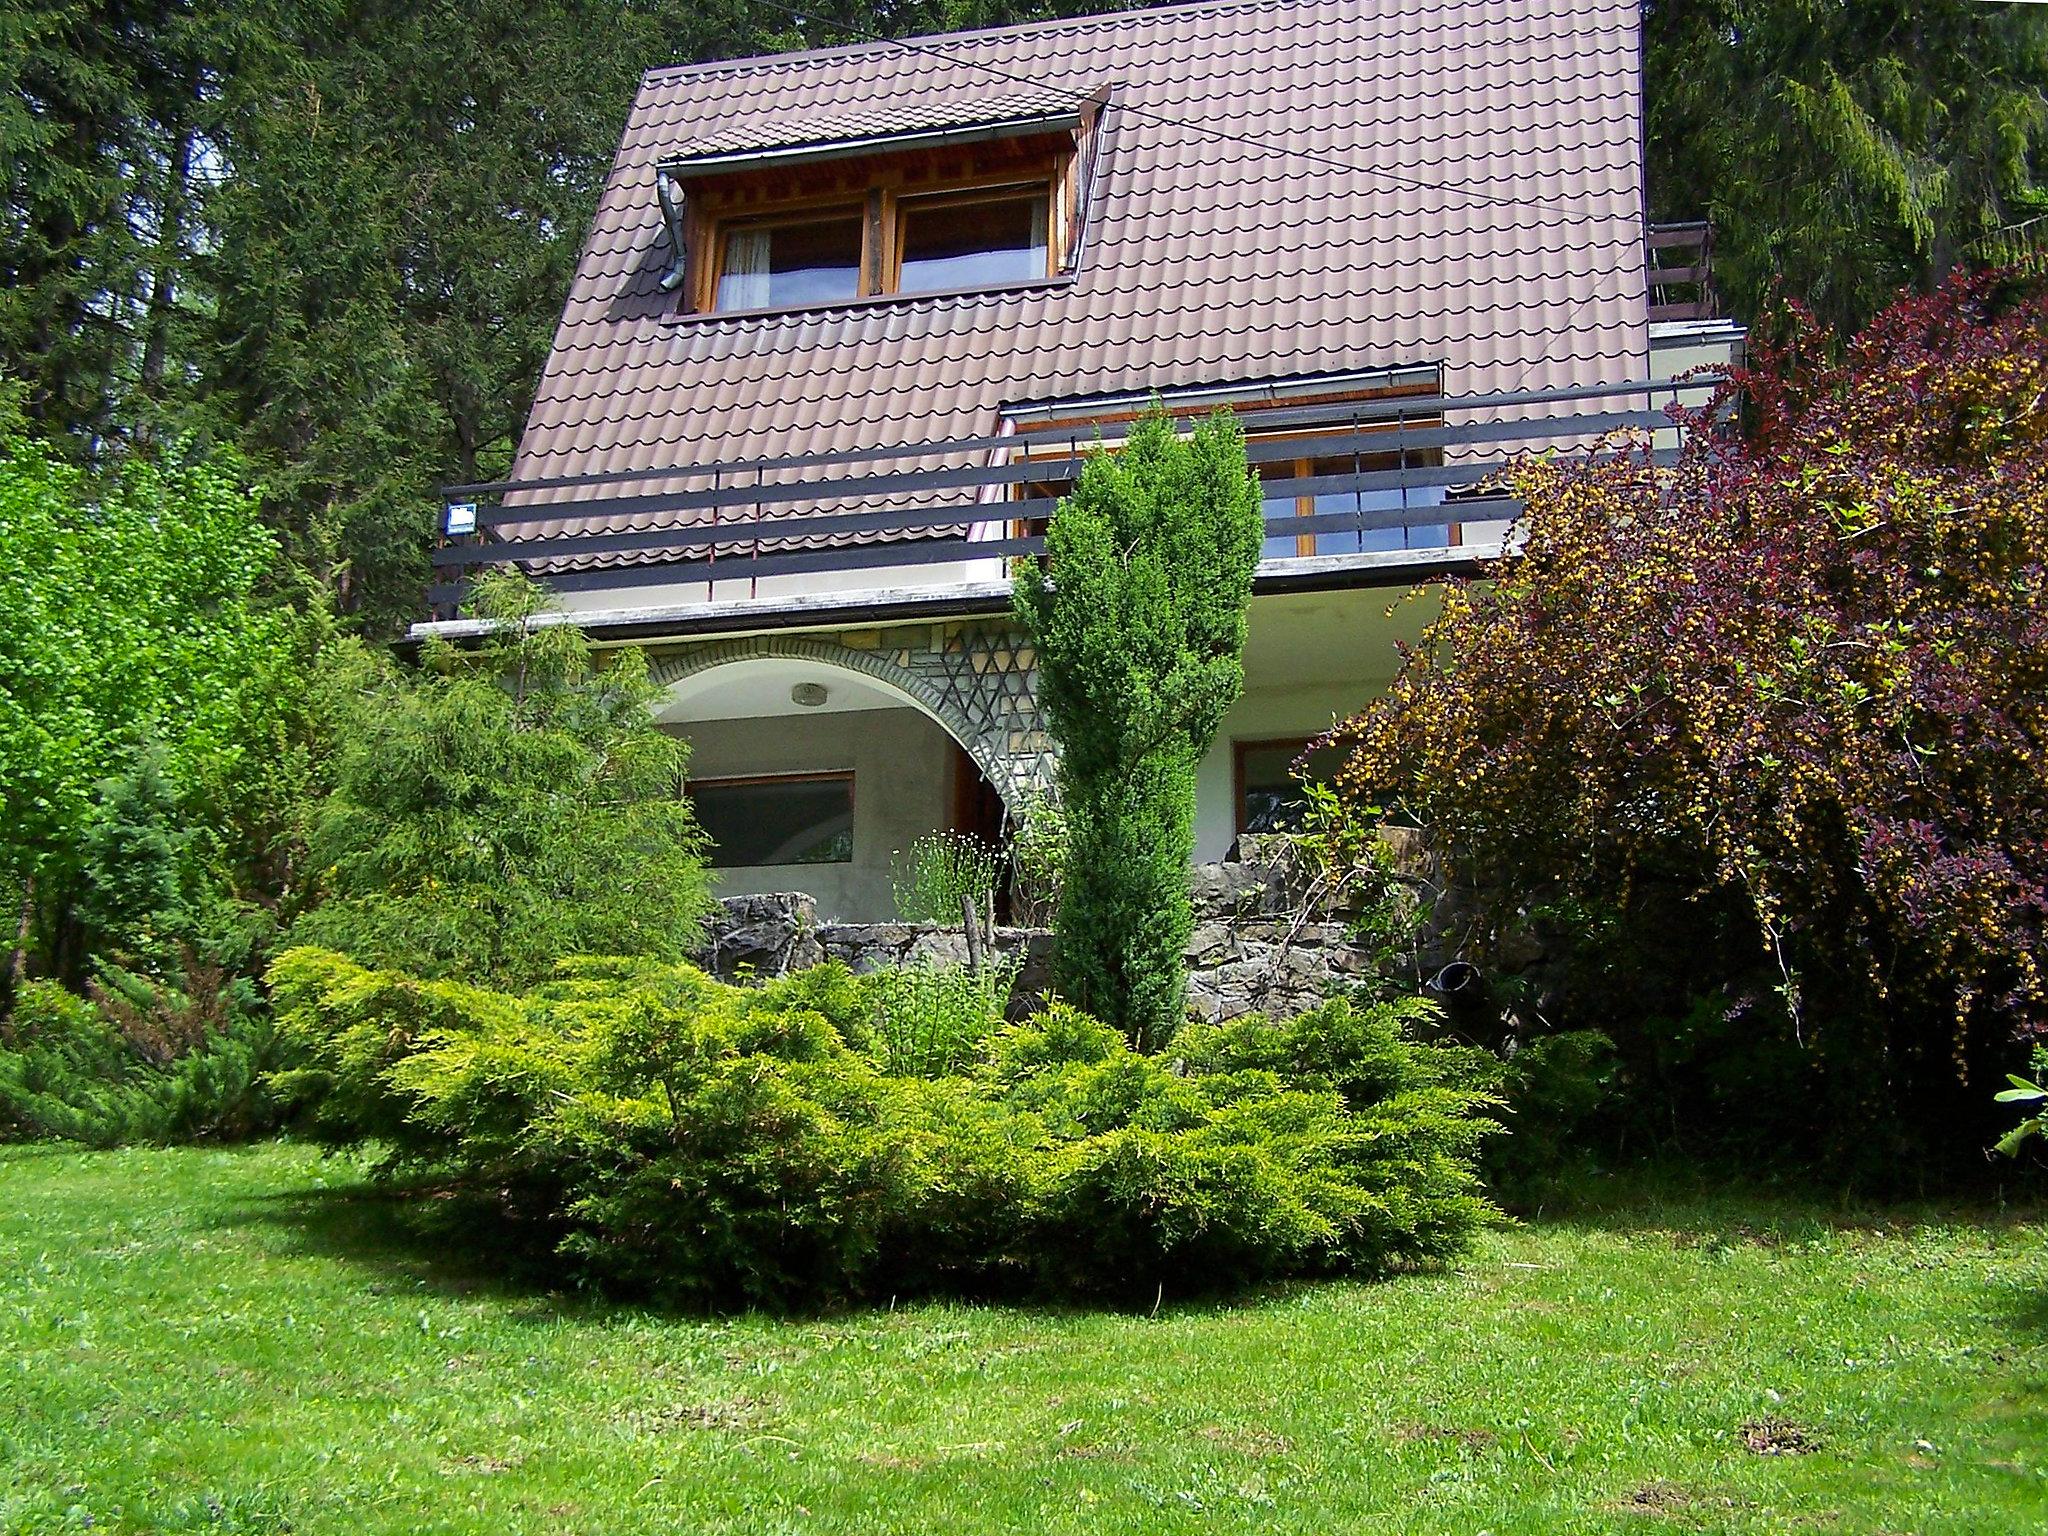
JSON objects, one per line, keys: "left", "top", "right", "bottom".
{"left": 444, "top": 501, "right": 478, "bottom": 536}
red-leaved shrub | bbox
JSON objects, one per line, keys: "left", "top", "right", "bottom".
{"left": 1327, "top": 270, "right": 2048, "bottom": 1156}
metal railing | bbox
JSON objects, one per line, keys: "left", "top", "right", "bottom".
{"left": 430, "top": 375, "right": 1713, "bottom": 617}
{"left": 1647, "top": 221, "right": 1718, "bottom": 323}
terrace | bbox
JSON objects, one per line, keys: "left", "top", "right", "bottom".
{"left": 423, "top": 365, "right": 1727, "bottom": 639}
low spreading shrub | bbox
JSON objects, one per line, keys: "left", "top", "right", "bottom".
{"left": 0, "top": 973, "right": 293, "bottom": 1146}
{"left": 1482, "top": 1031, "right": 1618, "bottom": 1195}
{"left": 268, "top": 948, "right": 1500, "bottom": 1304}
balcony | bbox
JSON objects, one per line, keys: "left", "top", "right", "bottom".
{"left": 424, "top": 374, "right": 1723, "bottom": 635}
{"left": 1647, "top": 221, "right": 1719, "bottom": 325}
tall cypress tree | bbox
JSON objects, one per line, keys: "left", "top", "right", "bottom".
{"left": 1014, "top": 408, "right": 1262, "bottom": 1050}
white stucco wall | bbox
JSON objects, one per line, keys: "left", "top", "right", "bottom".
{"left": 1192, "top": 585, "right": 1437, "bottom": 861}
{"left": 668, "top": 705, "right": 958, "bottom": 921}
{"left": 657, "top": 583, "right": 1437, "bottom": 910}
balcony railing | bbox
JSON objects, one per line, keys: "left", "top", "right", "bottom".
{"left": 1647, "top": 221, "right": 1719, "bottom": 324}
{"left": 429, "top": 375, "right": 1717, "bottom": 620}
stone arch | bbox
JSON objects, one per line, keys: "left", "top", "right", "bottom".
{"left": 648, "top": 627, "right": 1052, "bottom": 813}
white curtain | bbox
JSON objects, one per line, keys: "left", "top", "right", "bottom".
{"left": 717, "top": 228, "right": 772, "bottom": 310}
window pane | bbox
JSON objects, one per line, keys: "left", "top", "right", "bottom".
{"left": 1307, "top": 454, "right": 1450, "bottom": 554}
{"left": 1240, "top": 741, "right": 1345, "bottom": 834}
{"left": 690, "top": 776, "right": 854, "bottom": 866}
{"left": 1257, "top": 461, "right": 1303, "bottom": 559}
{"left": 898, "top": 194, "right": 1048, "bottom": 293}
{"left": 717, "top": 216, "right": 862, "bottom": 310}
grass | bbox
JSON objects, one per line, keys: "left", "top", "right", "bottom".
{"left": 2, "top": 1143, "right": 2045, "bottom": 1534}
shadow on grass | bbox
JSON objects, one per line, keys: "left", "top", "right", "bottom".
{"left": 211, "top": 1144, "right": 2048, "bottom": 1330}
{"left": 1502, "top": 1158, "right": 2048, "bottom": 1245}
{"left": 212, "top": 1161, "right": 1391, "bottom": 1327}
{"left": 213, "top": 1164, "right": 598, "bottom": 1319}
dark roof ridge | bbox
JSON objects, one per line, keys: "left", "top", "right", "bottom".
{"left": 639, "top": 0, "right": 1301, "bottom": 85}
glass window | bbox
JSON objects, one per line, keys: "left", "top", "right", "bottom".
{"left": 1309, "top": 454, "right": 1450, "bottom": 554}
{"left": 715, "top": 214, "right": 863, "bottom": 311}
{"left": 898, "top": 192, "right": 1049, "bottom": 294}
{"left": 1238, "top": 739, "right": 1346, "bottom": 834}
{"left": 689, "top": 774, "right": 854, "bottom": 866}
{"left": 1257, "top": 460, "right": 1305, "bottom": 559}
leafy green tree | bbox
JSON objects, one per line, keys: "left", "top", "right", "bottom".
{"left": 0, "top": 416, "right": 289, "bottom": 994}
{"left": 1647, "top": 0, "right": 2048, "bottom": 333}
{"left": 286, "top": 573, "right": 711, "bottom": 986}
{"left": 1014, "top": 408, "right": 1262, "bottom": 1050}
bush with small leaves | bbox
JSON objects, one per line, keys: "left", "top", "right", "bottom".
{"left": 1322, "top": 271, "right": 2048, "bottom": 1165}
{"left": 267, "top": 948, "right": 1500, "bottom": 1304}
{"left": 0, "top": 973, "right": 294, "bottom": 1147}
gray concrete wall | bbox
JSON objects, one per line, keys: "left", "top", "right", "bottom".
{"left": 669, "top": 705, "right": 958, "bottom": 922}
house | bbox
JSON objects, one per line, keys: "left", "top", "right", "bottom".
{"left": 418, "top": 0, "right": 1740, "bottom": 922}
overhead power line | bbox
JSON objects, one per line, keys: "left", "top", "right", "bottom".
{"left": 728, "top": 0, "right": 1634, "bottom": 218}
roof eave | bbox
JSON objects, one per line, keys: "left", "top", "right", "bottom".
{"left": 662, "top": 107, "right": 1082, "bottom": 179}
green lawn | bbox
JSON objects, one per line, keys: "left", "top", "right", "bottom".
{"left": 2, "top": 1144, "right": 2044, "bottom": 1535}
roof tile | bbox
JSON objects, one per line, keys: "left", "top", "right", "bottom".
{"left": 510, "top": 0, "right": 1650, "bottom": 563}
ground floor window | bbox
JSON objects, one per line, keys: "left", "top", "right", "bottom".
{"left": 687, "top": 772, "right": 855, "bottom": 867}
{"left": 1234, "top": 737, "right": 1347, "bottom": 834}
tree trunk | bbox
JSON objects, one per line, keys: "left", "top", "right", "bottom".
{"left": 140, "top": 85, "right": 201, "bottom": 401}
{"left": 3, "top": 876, "right": 35, "bottom": 1035}
{"left": 960, "top": 892, "right": 986, "bottom": 971}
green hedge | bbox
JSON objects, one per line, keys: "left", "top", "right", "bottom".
{"left": 0, "top": 978, "right": 293, "bottom": 1147}
{"left": 268, "top": 948, "right": 1501, "bottom": 1304}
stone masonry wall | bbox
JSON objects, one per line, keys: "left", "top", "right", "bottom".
{"left": 692, "top": 844, "right": 1384, "bottom": 1023}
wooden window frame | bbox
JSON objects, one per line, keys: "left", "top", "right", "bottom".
{"left": 1255, "top": 424, "right": 1457, "bottom": 557}
{"left": 688, "top": 141, "right": 1075, "bottom": 317}
{"left": 684, "top": 769, "right": 856, "bottom": 867}
{"left": 705, "top": 203, "right": 873, "bottom": 312}
{"left": 889, "top": 181, "right": 1058, "bottom": 295}
{"left": 1233, "top": 736, "right": 1321, "bottom": 837}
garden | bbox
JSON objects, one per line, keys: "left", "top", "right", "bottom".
{"left": 5, "top": 259, "right": 2048, "bottom": 1530}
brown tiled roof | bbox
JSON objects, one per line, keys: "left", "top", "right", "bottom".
{"left": 510, "top": 0, "right": 1649, "bottom": 565}
{"left": 667, "top": 86, "right": 1090, "bottom": 166}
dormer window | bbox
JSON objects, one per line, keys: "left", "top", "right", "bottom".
{"left": 896, "top": 187, "right": 1050, "bottom": 293}
{"left": 715, "top": 210, "right": 865, "bottom": 310}
{"left": 658, "top": 90, "right": 1104, "bottom": 318}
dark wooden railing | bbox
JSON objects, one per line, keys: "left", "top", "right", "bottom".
{"left": 1647, "top": 221, "right": 1718, "bottom": 323}
{"left": 429, "top": 375, "right": 1715, "bottom": 618}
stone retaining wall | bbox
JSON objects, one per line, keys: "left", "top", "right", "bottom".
{"left": 692, "top": 857, "right": 1383, "bottom": 1023}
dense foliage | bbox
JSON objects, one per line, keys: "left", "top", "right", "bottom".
{"left": 1647, "top": 1, "right": 2048, "bottom": 334}
{"left": 0, "top": 416, "right": 312, "bottom": 996}
{"left": 0, "top": 0, "right": 1129, "bottom": 629}
{"left": 268, "top": 947, "right": 1498, "bottom": 1304}
{"left": 0, "top": 974, "right": 293, "bottom": 1146}
{"left": 1016, "top": 408, "right": 1263, "bottom": 1048}
{"left": 287, "top": 575, "right": 711, "bottom": 988}
{"left": 1324, "top": 272, "right": 2048, "bottom": 1163}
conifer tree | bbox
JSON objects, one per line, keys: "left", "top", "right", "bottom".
{"left": 1014, "top": 408, "right": 1262, "bottom": 1049}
